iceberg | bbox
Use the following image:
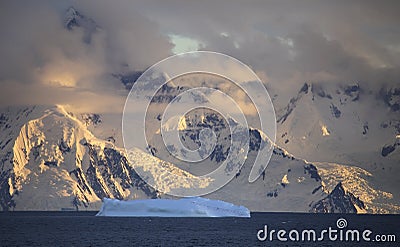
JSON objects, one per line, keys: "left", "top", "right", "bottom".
{"left": 96, "top": 197, "right": 250, "bottom": 217}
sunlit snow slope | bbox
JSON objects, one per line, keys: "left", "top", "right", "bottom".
{"left": 0, "top": 104, "right": 372, "bottom": 212}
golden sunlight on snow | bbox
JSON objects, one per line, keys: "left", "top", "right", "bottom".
{"left": 178, "top": 116, "right": 187, "bottom": 130}
{"left": 321, "top": 124, "right": 330, "bottom": 136}
{"left": 281, "top": 174, "right": 290, "bottom": 185}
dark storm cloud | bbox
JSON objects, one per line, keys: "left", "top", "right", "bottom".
{"left": 0, "top": 0, "right": 399, "bottom": 109}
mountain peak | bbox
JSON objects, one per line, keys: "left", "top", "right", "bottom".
{"left": 63, "top": 7, "right": 98, "bottom": 43}
{"left": 310, "top": 182, "right": 366, "bottom": 213}
{"left": 0, "top": 105, "right": 158, "bottom": 210}
{"left": 64, "top": 7, "right": 81, "bottom": 30}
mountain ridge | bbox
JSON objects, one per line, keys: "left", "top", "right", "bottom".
{"left": 0, "top": 104, "right": 371, "bottom": 213}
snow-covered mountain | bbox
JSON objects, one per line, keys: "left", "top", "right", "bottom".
{"left": 0, "top": 105, "right": 158, "bottom": 210}
{"left": 146, "top": 102, "right": 399, "bottom": 213}
{"left": 1, "top": 71, "right": 397, "bottom": 212}
{"left": 275, "top": 83, "right": 399, "bottom": 166}
{"left": 64, "top": 7, "right": 99, "bottom": 44}
{"left": 273, "top": 82, "right": 400, "bottom": 213}
{"left": 0, "top": 6, "right": 397, "bottom": 213}
{"left": 0, "top": 104, "right": 370, "bottom": 212}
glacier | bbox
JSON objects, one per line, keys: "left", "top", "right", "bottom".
{"left": 96, "top": 197, "right": 250, "bottom": 217}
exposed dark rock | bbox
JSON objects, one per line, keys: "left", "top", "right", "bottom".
{"left": 58, "top": 139, "right": 71, "bottom": 153}
{"left": 379, "top": 87, "right": 400, "bottom": 112}
{"left": 330, "top": 104, "right": 341, "bottom": 118}
{"left": 299, "top": 83, "right": 309, "bottom": 94}
{"left": 311, "top": 84, "right": 332, "bottom": 99}
{"left": 114, "top": 71, "right": 143, "bottom": 90}
{"left": 249, "top": 129, "right": 262, "bottom": 151}
{"left": 273, "top": 148, "right": 296, "bottom": 161}
{"left": 0, "top": 113, "right": 9, "bottom": 127}
{"left": 106, "top": 136, "right": 116, "bottom": 143}
{"left": 209, "top": 144, "right": 229, "bottom": 163}
{"left": 277, "top": 84, "right": 308, "bottom": 123}
{"left": 64, "top": 7, "right": 98, "bottom": 44}
{"left": 81, "top": 113, "right": 101, "bottom": 126}
{"left": 310, "top": 182, "right": 365, "bottom": 213}
{"left": 0, "top": 171, "right": 16, "bottom": 211}
{"left": 44, "top": 161, "right": 57, "bottom": 167}
{"left": 344, "top": 84, "right": 360, "bottom": 96}
{"left": 267, "top": 190, "right": 278, "bottom": 198}
{"left": 304, "top": 164, "right": 321, "bottom": 182}
{"left": 381, "top": 144, "right": 396, "bottom": 157}
{"left": 343, "top": 84, "right": 361, "bottom": 102}
{"left": 312, "top": 185, "right": 322, "bottom": 194}
{"left": 69, "top": 168, "right": 92, "bottom": 194}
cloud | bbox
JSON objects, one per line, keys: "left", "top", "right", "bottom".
{"left": 132, "top": 0, "right": 400, "bottom": 102}
{"left": 0, "top": 0, "right": 173, "bottom": 113}
{"left": 73, "top": 0, "right": 173, "bottom": 71}
{"left": 0, "top": 0, "right": 399, "bottom": 112}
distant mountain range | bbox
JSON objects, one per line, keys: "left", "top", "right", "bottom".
{"left": 0, "top": 79, "right": 398, "bottom": 213}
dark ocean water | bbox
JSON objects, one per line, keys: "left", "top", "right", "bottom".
{"left": 0, "top": 212, "right": 398, "bottom": 247}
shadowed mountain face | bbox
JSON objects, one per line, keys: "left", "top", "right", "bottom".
{"left": 311, "top": 182, "right": 366, "bottom": 213}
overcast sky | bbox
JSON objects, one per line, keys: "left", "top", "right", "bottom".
{"left": 0, "top": 0, "right": 399, "bottom": 112}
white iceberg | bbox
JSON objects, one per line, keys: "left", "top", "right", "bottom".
{"left": 96, "top": 197, "right": 250, "bottom": 217}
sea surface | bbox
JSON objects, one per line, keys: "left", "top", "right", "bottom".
{"left": 0, "top": 212, "right": 398, "bottom": 246}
